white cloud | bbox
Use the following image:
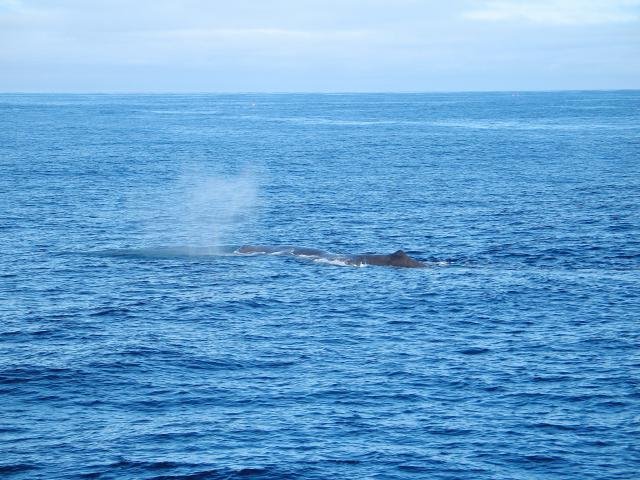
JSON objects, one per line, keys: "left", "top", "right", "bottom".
{"left": 0, "top": 1, "right": 638, "bottom": 91}
{"left": 464, "top": 0, "right": 640, "bottom": 25}
{"left": 138, "top": 27, "right": 369, "bottom": 42}
{"left": 0, "top": 0, "right": 21, "bottom": 9}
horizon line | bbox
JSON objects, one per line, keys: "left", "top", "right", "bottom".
{"left": 1, "top": 88, "right": 639, "bottom": 95}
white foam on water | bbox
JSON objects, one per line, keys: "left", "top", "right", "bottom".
{"left": 428, "top": 260, "right": 451, "bottom": 266}
{"left": 234, "top": 249, "right": 263, "bottom": 256}
{"left": 313, "top": 257, "right": 365, "bottom": 267}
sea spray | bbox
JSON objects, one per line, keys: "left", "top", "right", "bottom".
{"left": 139, "top": 168, "right": 260, "bottom": 250}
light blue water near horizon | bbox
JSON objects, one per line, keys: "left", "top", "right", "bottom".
{"left": 1, "top": 91, "right": 639, "bottom": 479}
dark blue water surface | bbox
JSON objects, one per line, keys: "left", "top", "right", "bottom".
{"left": 1, "top": 92, "right": 639, "bottom": 479}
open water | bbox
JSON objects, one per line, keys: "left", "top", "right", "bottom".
{"left": 1, "top": 92, "right": 639, "bottom": 479}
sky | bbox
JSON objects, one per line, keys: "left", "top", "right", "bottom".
{"left": 1, "top": 0, "right": 639, "bottom": 92}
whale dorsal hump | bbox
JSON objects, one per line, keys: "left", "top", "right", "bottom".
{"left": 391, "top": 250, "right": 407, "bottom": 258}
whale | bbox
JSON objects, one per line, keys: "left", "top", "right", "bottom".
{"left": 347, "top": 250, "right": 425, "bottom": 268}
{"left": 236, "top": 245, "right": 426, "bottom": 268}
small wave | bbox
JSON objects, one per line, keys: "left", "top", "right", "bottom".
{"left": 243, "top": 115, "right": 424, "bottom": 127}
{"left": 148, "top": 110, "right": 220, "bottom": 115}
{"left": 89, "top": 307, "right": 133, "bottom": 317}
{"left": 459, "top": 347, "right": 490, "bottom": 355}
{"left": 428, "top": 119, "right": 632, "bottom": 131}
{"left": 80, "top": 460, "right": 220, "bottom": 480}
{"left": 326, "top": 459, "right": 360, "bottom": 465}
{"left": 426, "top": 260, "right": 452, "bottom": 266}
{"left": 532, "top": 422, "right": 580, "bottom": 432}
{"left": 0, "top": 329, "right": 57, "bottom": 339}
{"left": 0, "top": 365, "right": 86, "bottom": 385}
{"left": 0, "top": 464, "right": 37, "bottom": 474}
{"left": 80, "top": 460, "right": 288, "bottom": 480}
{"left": 520, "top": 454, "right": 564, "bottom": 464}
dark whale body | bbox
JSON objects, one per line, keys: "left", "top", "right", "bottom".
{"left": 237, "top": 245, "right": 425, "bottom": 268}
{"left": 348, "top": 250, "right": 425, "bottom": 268}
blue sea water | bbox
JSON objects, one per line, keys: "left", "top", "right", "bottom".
{"left": 1, "top": 91, "right": 639, "bottom": 479}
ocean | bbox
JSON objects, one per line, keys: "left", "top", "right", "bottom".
{"left": 1, "top": 91, "right": 639, "bottom": 479}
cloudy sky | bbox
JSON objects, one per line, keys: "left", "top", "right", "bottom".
{"left": 1, "top": 0, "right": 639, "bottom": 92}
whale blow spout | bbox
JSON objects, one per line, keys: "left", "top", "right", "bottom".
{"left": 236, "top": 245, "right": 426, "bottom": 268}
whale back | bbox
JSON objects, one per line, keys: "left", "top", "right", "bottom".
{"left": 388, "top": 250, "right": 424, "bottom": 267}
{"left": 355, "top": 250, "right": 425, "bottom": 267}
{"left": 238, "top": 245, "right": 425, "bottom": 268}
